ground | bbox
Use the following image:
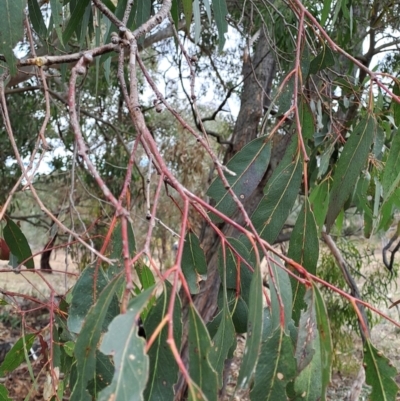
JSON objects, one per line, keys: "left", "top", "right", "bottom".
{"left": 1, "top": 250, "right": 400, "bottom": 400}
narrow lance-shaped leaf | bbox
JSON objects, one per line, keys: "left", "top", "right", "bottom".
{"left": 0, "top": 0, "right": 25, "bottom": 76}
{"left": 252, "top": 134, "right": 303, "bottom": 244}
{"left": 288, "top": 199, "right": 319, "bottom": 324}
{"left": 182, "top": 0, "right": 192, "bottom": 31}
{"left": 182, "top": 231, "right": 208, "bottom": 294}
{"left": 0, "top": 334, "right": 35, "bottom": 377}
{"left": 188, "top": 304, "right": 218, "bottom": 401}
{"left": 326, "top": 115, "right": 376, "bottom": 232}
{"left": 143, "top": 283, "right": 182, "bottom": 401}
{"left": 49, "top": 0, "right": 64, "bottom": 47}
{"left": 28, "top": 0, "right": 47, "bottom": 38}
{"left": 209, "top": 244, "right": 236, "bottom": 388}
{"left": 98, "top": 287, "right": 155, "bottom": 401}
{"left": 313, "top": 283, "right": 333, "bottom": 401}
{"left": 269, "top": 254, "right": 293, "bottom": 331}
{"left": 212, "top": 0, "right": 228, "bottom": 50}
{"left": 363, "top": 340, "right": 399, "bottom": 401}
{"left": 62, "top": 0, "right": 90, "bottom": 44}
{"left": 251, "top": 328, "right": 296, "bottom": 401}
{"left": 70, "top": 274, "right": 124, "bottom": 401}
{"left": 207, "top": 136, "right": 272, "bottom": 222}
{"left": 382, "top": 127, "right": 400, "bottom": 202}
{"left": 0, "top": 384, "right": 12, "bottom": 401}
{"left": 237, "top": 257, "right": 263, "bottom": 388}
{"left": 3, "top": 217, "right": 34, "bottom": 269}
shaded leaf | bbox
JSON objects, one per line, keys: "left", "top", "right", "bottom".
{"left": 0, "top": 0, "right": 25, "bottom": 76}
{"left": 252, "top": 135, "right": 302, "bottom": 244}
{"left": 87, "top": 351, "right": 114, "bottom": 396}
{"left": 364, "top": 341, "right": 398, "bottom": 401}
{"left": 3, "top": 217, "right": 34, "bottom": 269}
{"left": 98, "top": 287, "right": 155, "bottom": 401}
{"left": 63, "top": 0, "right": 90, "bottom": 44}
{"left": 70, "top": 274, "right": 124, "bottom": 401}
{"left": 237, "top": 258, "right": 263, "bottom": 388}
{"left": 269, "top": 254, "right": 293, "bottom": 331}
{"left": 326, "top": 115, "right": 375, "bottom": 232}
{"left": 49, "top": 0, "right": 64, "bottom": 47}
{"left": 299, "top": 97, "right": 315, "bottom": 140}
{"left": 144, "top": 284, "right": 182, "bottom": 401}
{"left": 28, "top": 0, "right": 47, "bottom": 38}
{"left": 288, "top": 200, "right": 319, "bottom": 324}
{"left": 251, "top": 328, "right": 296, "bottom": 401}
{"left": 182, "top": 0, "right": 192, "bottom": 30}
{"left": 68, "top": 266, "right": 111, "bottom": 334}
{"left": 188, "top": 304, "right": 218, "bottom": 401}
{"left": 182, "top": 231, "right": 207, "bottom": 294}
{"left": 309, "top": 46, "right": 335, "bottom": 75}
{"left": 382, "top": 127, "right": 400, "bottom": 201}
{"left": 391, "top": 82, "right": 400, "bottom": 127}
{"left": 0, "top": 334, "right": 35, "bottom": 377}
{"left": 313, "top": 283, "right": 332, "bottom": 401}
{"left": 207, "top": 136, "right": 272, "bottom": 222}
{"left": 212, "top": 0, "right": 228, "bottom": 50}
{"left": 309, "top": 180, "right": 330, "bottom": 232}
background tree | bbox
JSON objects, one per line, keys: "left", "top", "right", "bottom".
{"left": 1, "top": 0, "right": 400, "bottom": 400}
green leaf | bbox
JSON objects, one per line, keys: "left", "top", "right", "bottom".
{"left": 98, "top": 287, "right": 155, "bottom": 401}
{"left": 67, "top": 266, "right": 111, "bottom": 334}
{"left": 28, "top": 0, "right": 47, "bottom": 38}
{"left": 193, "top": 0, "right": 201, "bottom": 44}
{"left": 252, "top": 135, "right": 302, "bottom": 244}
{"left": 135, "top": 261, "right": 156, "bottom": 290}
{"left": 207, "top": 136, "right": 272, "bottom": 222}
{"left": 251, "top": 328, "right": 296, "bottom": 401}
{"left": 288, "top": 200, "right": 319, "bottom": 324}
{"left": 182, "top": 0, "right": 192, "bottom": 30}
{"left": 0, "top": 384, "right": 12, "bottom": 401}
{"left": 320, "top": 0, "right": 333, "bottom": 26}
{"left": 0, "top": 334, "right": 35, "bottom": 377}
{"left": 188, "top": 304, "right": 218, "bottom": 401}
{"left": 3, "top": 217, "right": 34, "bottom": 269}
{"left": 49, "top": 0, "right": 65, "bottom": 47}
{"left": 326, "top": 115, "right": 376, "bottom": 232}
{"left": 269, "top": 254, "right": 293, "bottom": 331}
{"left": 63, "top": 0, "right": 90, "bottom": 44}
{"left": 182, "top": 231, "right": 208, "bottom": 294}
{"left": 136, "top": 0, "right": 151, "bottom": 43}
{"left": 144, "top": 284, "right": 182, "bottom": 401}
{"left": 309, "top": 46, "right": 336, "bottom": 75}
{"left": 313, "top": 283, "right": 332, "bottom": 401}
{"left": 209, "top": 239, "right": 236, "bottom": 388}
{"left": 382, "top": 127, "right": 400, "bottom": 201}
{"left": 212, "top": 0, "right": 228, "bottom": 51}
{"left": 309, "top": 181, "right": 330, "bottom": 232}
{"left": 70, "top": 273, "right": 124, "bottom": 401}
{"left": 391, "top": 82, "right": 400, "bottom": 127}
{"left": 237, "top": 258, "right": 263, "bottom": 388}
{"left": 87, "top": 351, "right": 114, "bottom": 396}
{"left": 363, "top": 340, "right": 399, "bottom": 401}
{"left": 299, "top": 98, "right": 315, "bottom": 140}
{"left": 0, "top": 0, "right": 25, "bottom": 76}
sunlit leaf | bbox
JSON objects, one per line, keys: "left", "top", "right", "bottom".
{"left": 3, "top": 217, "right": 34, "bottom": 269}
{"left": 182, "top": 0, "right": 192, "bottom": 30}
{"left": 0, "top": 384, "right": 12, "bottom": 401}
{"left": 326, "top": 115, "right": 375, "bottom": 232}
{"left": 363, "top": 340, "right": 398, "bottom": 401}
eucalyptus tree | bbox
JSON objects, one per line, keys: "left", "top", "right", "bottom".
{"left": 1, "top": 0, "right": 400, "bottom": 400}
